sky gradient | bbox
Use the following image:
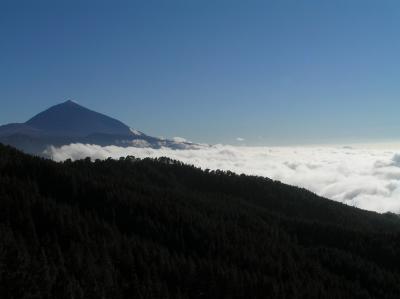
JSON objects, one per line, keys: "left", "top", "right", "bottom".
{"left": 1, "top": 0, "right": 400, "bottom": 145}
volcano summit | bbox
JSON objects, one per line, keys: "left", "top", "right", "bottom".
{"left": 0, "top": 100, "right": 194, "bottom": 155}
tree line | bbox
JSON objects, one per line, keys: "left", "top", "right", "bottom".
{"left": 1, "top": 144, "right": 400, "bottom": 298}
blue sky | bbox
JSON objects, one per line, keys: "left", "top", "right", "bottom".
{"left": 1, "top": 0, "right": 400, "bottom": 145}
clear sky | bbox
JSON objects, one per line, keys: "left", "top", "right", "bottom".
{"left": 1, "top": 0, "right": 400, "bottom": 145}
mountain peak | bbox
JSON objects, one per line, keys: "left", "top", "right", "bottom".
{"left": 24, "top": 101, "right": 132, "bottom": 137}
{"left": 0, "top": 101, "right": 194, "bottom": 155}
{"left": 63, "top": 99, "right": 79, "bottom": 105}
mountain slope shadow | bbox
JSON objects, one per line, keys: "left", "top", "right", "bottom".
{"left": 1, "top": 144, "right": 400, "bottom": 298}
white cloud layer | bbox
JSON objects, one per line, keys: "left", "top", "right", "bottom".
{"left": 172, "top": 137, "right": 187, "bottom": 143}
{"left": 46, "top": 143, "right": 400, "bottom": 213}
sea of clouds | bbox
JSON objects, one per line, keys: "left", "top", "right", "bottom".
{"left": 46, "top": 143, "right": 400, "bottom": 213}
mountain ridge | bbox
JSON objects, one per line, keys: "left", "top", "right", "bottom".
{"left": 25, "top": 100, "right": 133, "bottom": 137}
{"left": 2, "top": 143, "right": 400, "bottom": 298}
{"left": 0, "top": 100, "right": 195, "bottom": 155}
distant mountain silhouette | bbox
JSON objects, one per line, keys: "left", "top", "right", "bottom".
{"left": 0, "top": 100, "right": 195, "bottom": 155}
{"left": 25, "top": 100, "right": 133, "bottom": 137}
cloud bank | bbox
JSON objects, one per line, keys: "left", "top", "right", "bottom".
{"left": 47, "top": 143, "right": 400, "bottom": 213}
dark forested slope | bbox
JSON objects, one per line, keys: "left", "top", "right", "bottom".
{"left": 1, "top": 144, "right": 400, "bottom": 299}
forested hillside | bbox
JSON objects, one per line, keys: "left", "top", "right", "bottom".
{"left": 1, "top": 143, "right": 400, "bottom": 298}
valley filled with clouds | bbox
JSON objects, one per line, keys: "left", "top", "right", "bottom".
{"left": 47, "top": 143, "right": 400, "bottom": 213}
